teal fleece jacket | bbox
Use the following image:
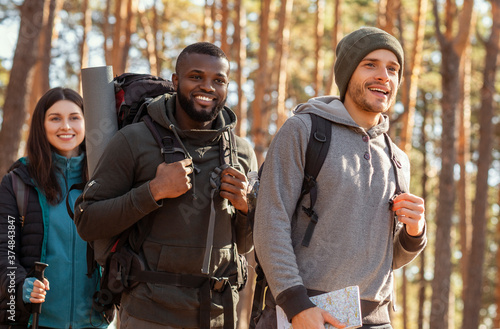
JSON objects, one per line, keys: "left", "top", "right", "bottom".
{"left": 253, "top": 96, "right": 426, "bottom": 324}
{"left": 19, "top": 153, "right": 105, "bottom": 328}
{"left": 38, "top": 153, "right": 105, "bottom": 328}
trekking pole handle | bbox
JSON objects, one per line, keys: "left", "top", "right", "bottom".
{"left": 32, "top": 262, "right": 48, "bottom": 314}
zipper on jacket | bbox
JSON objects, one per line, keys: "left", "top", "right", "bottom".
{"left": 79, "top": 180, "right": 96, "bottom": 213}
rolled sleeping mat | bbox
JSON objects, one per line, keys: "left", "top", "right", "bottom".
{"left": 81, "top": 66, "right": 117, "bottom": 177}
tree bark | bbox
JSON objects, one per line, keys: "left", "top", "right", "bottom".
{"left": 121, "top": 0, "right": 138, "bottom": 73}
{"left": 377, "top": 0, "right": 399, "bottom": 35}
{"left": 138, "top": 3, "right": 158, "bottom": 75}
{"left": 211, "top": 0, "right": 218, "bottom": 44}
{"left": 313, "top": 0, "right": 324, "bottom": 96}
{"left": 495, "top": 185, "right": 500, "bottom": 328}
{"left": 79, "top": 0, "right": 91, "bottom": 89}
{"left": 251, "top": 0, "right": 271, "bottom": 165}
{"left": 325, "top": 0, "right": 341, "bottom": 96}
{"left": 417, "top": 93, "right": 429, "bottom": 329}
{"left": 429, "top": 1, "right": 474, "bottom": 328}
{"left": 220, "top": 0, "right": 229, "bottom": 56}
{"left": 0, "top": 0, "right": 45, "bottom": 175}
{"left": 399, "top": 0, "right": 428, "bottom": 154}
{"left": 234, "top": 0, "right": 248, "bottom": 138}
{"left": 103, "top": 0, "right": 112, "bottom": 65}
{"left": 462, "top": 1, "right": 500, "bottom": 327}
{"left": 457, "top": 41, "right": 472, "bottom": 298}
{"left": 29, "top": 0, "right": 60, "bottom": 113}
{"left": 275, "top": 0, "right": 293, "bottom": 129}
{"left": 24, "top": 0, "right": 61, "bottom": 157}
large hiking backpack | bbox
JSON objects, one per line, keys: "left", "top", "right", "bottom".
{"left": 65, "top": 73, "right": 177, "bottom": 323}
{"left": 78, "top": 73, "right": 245, "bottom": 327}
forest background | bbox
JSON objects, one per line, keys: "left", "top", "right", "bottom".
{"left": 0, "top": 0, "right": 499, "bottom": 328}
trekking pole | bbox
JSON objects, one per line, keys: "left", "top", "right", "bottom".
{"left": 31, "top": 262, "right": 48, "bottom": 329}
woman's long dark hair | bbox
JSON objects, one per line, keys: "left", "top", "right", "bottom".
{"left": 26, "top": 87, "right": 87, "bottom": 205}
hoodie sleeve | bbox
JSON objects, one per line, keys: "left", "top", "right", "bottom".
{"left": 253, "top": 115, "right": 315, "bottom": 320}
{"left": 74, "top": 130, "right": 161, "bottom": 241}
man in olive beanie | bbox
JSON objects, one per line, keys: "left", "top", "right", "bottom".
{"left": 253, "top": 26, "right": 426, "bottom": 329}
{"left": 334, "top": 26, "right": 404, "bottom": 101}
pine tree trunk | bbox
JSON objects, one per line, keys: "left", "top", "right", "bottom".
{"left": 457, "top": 42, "right": 472, "bottom": 298}
{"left": 29, "top": 0, "right": 60, "bottom": 113}
{"left": 0, "top": 0, "right": 45, "bottom": 175}
{"left": 211, "top": 0, "right": 218, "bottom": 44}
{"left": 494, "top": 185, "right": 500, "bottom": 328}
{"left": 139, "top": 4, "right": 158, "bottom": 75}
{"left": 234, "top": 0, "right": 248, "bottom": 138}
{"left": 399, "top": 0, "right": 427, "bottom": 154}
{"left": 429, "top": 1, "right": 474, "bottom": 328}
{"left": 220, "top": 0, "right": 229, "bottom": 56}
{"left": 275, "top": 0, "right": 293, "bottom": 129}
{"left": 462, "top": 1, "right": 500, "bottom": 327}
{"left": 103, "top": 0, "right": 112, "bottom": 65}
{"left": 79, "top": 0, "right": 91, "bottom": 89}
{"left": 417, "top": 94, "right": 428, "bottom": 329}
{"left": 121, "top": 0, "right": 138, "bottom": 73}
{"left": 313, "top": 0, "right": 324, "bottom": 96}
{"left": 325, "top": 0, "right": 341, "bottom": 96}
{"left": 251, "top": 0, "right": 271, "bottom": 165}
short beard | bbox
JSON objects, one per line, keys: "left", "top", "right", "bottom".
{"left": 177, "top": 87, "right": 226, "bottom": 123}
{"left": 348, "top": 80, "right": 395, "bottom": 113}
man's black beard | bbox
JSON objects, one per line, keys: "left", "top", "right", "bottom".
{"left": 177, "top": 89, "right": 226, "bottom": 123}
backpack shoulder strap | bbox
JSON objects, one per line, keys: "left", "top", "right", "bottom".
{"left": 300, "top": 113, "right": 332, "bottom": 247}
{"left": 383, "top": 133, "right": 409, "bottom": 194}
{"left": 11, "top": 172, "right": 29, "bottom": 226}
{"left": 142, "top": 114, "right": 188, "bottom": 163}
{"left": 220, "top": 129, "right": 237, "bottom": 167}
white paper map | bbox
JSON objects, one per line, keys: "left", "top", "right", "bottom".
{"left": 276, "top": 286, "right": 362, "bottom": 329}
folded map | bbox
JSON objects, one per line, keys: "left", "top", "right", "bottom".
{"left": 276, "top": 285, "right": 362, "bottom": 329}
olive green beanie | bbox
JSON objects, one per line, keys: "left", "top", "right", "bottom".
{"left": 334, "top": 27, "right": 404, "bottom": 101}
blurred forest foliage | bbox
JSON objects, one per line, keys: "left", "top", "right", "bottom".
{"left": 0, "top": 0, "right": 499, "bottom": 328}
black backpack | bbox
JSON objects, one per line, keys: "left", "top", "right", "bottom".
{"left": 248, "top": 114, "right": 408, "bottom": 328}
{"left": 248, "top": 112, "right": 332, "bottom": 328}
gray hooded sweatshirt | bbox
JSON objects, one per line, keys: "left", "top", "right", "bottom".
{"left": 253, "top": 96, "right": 426, "bottom": 324}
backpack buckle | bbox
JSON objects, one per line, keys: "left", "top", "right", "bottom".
{"left": 210, "top": 277, "right": 229, "bottom": 292}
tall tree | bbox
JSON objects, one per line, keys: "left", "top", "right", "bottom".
{"left": 103, "top": 0, "right": 112, "bottom": 65}
{"left": 138, "top": 2, "right": 159, "bottom": 75}
{"left": 429, "top": 0, "right": 475, "bottom": 328}
{"left": 462, "top": 0, "right": 500, "bottom": 327}
{"left": 251, "top": 0, "right": 272, "bottom": 164}
{"left": 234, "top": 0, "right": 248, "bottom": 137}
{"left": 109, "top": 0, "right": 138, "bottom": 74}
{"left": 313, "top": 0, "right": 324, "bottom": 96}
{"left": 29, "top": 0, "right": 62, "bottom": 112}
{"left": 377, "top": 0, "right": 399, "bottom": 34}
{"left": 457, "top": 41, "right": 472, "bottom": 296}
{"left": 0, "top": 0, "right": 45, "bottom": 175}
{"left": 399, "top": 0, "right": 428, "bottom": 154}
{"left": 325, "top": 0, "right": 341, "bottom": 96}
{"left": 220, "top": 0, "right": 229, "bottom": 55}
{"left": 202, "top": 0, "right": 212, "bottom": 42}
{"left": 417, "top": 93, "right": 429, "bottom": 329}
{"left": 495, "top": 185, "right": 500, "bottom": 328}
{"left": 274, "top": 0, "right": 293, "bottom": 129}
{"left": 211, "top": 0, "right": 218, "bottom": 44}
{"left": 79, "top": 0, "right": 92, "bottom": 88}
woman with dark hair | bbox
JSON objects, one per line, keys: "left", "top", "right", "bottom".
{"left": 0, "top": 87, "right": 107, "bottom": 328}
